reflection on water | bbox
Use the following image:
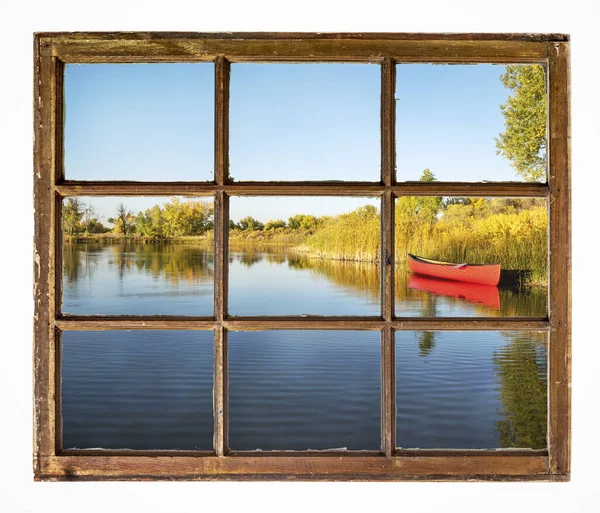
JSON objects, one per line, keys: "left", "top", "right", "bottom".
{"left": 62, "top": 330, "right": 214, "bottom": 450}
{"left": 228, "top": 243, "right": 381, "bottom": 316}
{"left": 63, "top": 242, "right": 547, "bottom": 317}
{"left": 61, "top": 242, "right": 547, "bottom": 450}
{"left": 397, "top": 264, "right": 546, "bottom": 317}
{"left": 63, "top": 242, "right": 214, "bottom": 315}
{"left": 228, "top": 330, "right": 381, "bottom": 450}
{"left": 409, "top": 275, "right": 501, "bottom": 310}
{"left": 396, "top": 330, "right": 547, "bottom": 449}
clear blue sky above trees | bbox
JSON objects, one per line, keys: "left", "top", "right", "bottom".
{"left": 65, "top": 62, "right": 521, "bottom": 224}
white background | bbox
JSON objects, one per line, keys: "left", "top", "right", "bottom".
{"left": 0, "top": 1, "right": 598, "bottom": 511}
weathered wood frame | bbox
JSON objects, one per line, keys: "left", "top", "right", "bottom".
{"left": 33, "top": 32, "right": 571, "bottom": 481}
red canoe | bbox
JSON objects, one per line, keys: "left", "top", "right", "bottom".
{"left": 408, "top": 274, "right": 501, "bottom": 310}
{"left": 407, "top": 254, "right": 501, "bottom": 286}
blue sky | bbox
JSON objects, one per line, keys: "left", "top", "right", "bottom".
{"left": 64, "top": 62, "right": 527, "bottom": 224}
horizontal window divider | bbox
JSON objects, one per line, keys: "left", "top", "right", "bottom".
{"left": 54, "top": 316, "right": 549, "bottom": 332}
{"left": 39, "top": 35, "right": 550, "bottom": 63}
{"left": 223, "top": 317, "right": 384, "bottom": 330}
{"left": 35, "top": 454, "right": 551, "bottom": 481}
{"left": 54, "top": 181, "right": 549, "bottom": 198}
{"left": 391, "top": 317, "right": 549, "bottom": 331}
{"left": 392, "top": 182, "right": 549, "bottom": 197}
{"left": 55, "top": 316, "right": 217, "bottom": 331}
{"left": 55, "top": 182, "right": 217, "bottom": 197}
{"left": 223, "top": 182, "right": 385, "bottom": 196}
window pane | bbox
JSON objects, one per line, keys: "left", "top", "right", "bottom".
{"left": 396, "top": 331, "right": 547, "bottom": 449}
{"left": 230, "top": 63, "right": 380, "bottom": 181}
{"left": 62, "top": 196, "right": 214, "bottom": 315}
{"left": 396, "top": 64, "right": 547, "bottom": 182}
{"left": 61, "top": 330, "right": 214, "bottom": 450}
{"left": 229, "top": 330, "right": 381, "bottom": 450}
{"left": 229, "top": 197, "right": 380, "bottom": 315}
{"left": 64, "top": 64, "right": 214, "bottom": 181}
{"left": 395, "top": 196, "right": 548, "bottom": 317}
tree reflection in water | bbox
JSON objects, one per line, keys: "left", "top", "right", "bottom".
{"left": 64, "top": 241, "right": 548, "bottom": 448}
{"left": 493, "top": 331, "right": 547, "bottom": 449}
{"left": 63, "top": 242, "right": 214, "bottom": 286}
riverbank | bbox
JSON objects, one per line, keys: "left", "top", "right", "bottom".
{"left": 65, "top": 233, "right": 214, "bottom": 244}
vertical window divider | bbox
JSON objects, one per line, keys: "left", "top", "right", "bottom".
{"left": 381, "top": 57, "right": 396, "bottom": 456}
{"left": 214, "top": 56, "right": 231, "bottom": 456}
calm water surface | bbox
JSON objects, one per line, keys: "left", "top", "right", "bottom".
{"left": 61, "top": 242, "right": 547, "bottom": 450}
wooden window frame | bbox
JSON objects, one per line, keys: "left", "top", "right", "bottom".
{"left": 33, "top": 32, "right": 571, "bottom": 481}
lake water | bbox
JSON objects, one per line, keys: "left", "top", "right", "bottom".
{"left": 61, "top": 242, "right": 547, "bottom": 451}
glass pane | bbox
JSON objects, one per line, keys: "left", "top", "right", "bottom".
{"left": 396, "top": 331, "right": 547, "bottom": 449}
{"left": 395, "top": 196, "right": 548, "bottom": 317}
{"left": 62, "top": 196, "right": 214, "bottom": 315}
{"left": 62, "top": 330, "right": 214, "bottom": 450}
{"left": 229, "top": 330, "right": 381, "bottom": 450}
{"left": 230, "top": 63, "right": 380, "bottom": 181}
{"left": 396, "top": 64, "right": 547, "bottom": 182}
{"left": 64, "top": 63, "right": 214, "bottom": 181}
{"left": 229, "top": 197, "right": 380, "bottom": 315}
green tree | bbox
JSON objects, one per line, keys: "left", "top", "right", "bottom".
{"left": 161, "top": 198, "right": 213, "bottom": 237}
{"left": 81, "top": 203, "right": 98, "bottom": 235}
{"left": 495, "top": 65, "right": 547, "bottom": 182}
{"left": 238, "top": 216, "right": 264, "bottom": 231}
{"left": 287, "top": 214, "right": 304, "bottom": 230}
{"left": 396, "top": 169, "right": 442, "bottom": 223}
{"left": 63, "top": 198, "right": 83, "bottom": 237}
{"left": 265, "top": 219, "right": 287, "bottom": 230}
{"left": 109, "top": 203, "right": 135, "bottom": 236}
{"left": 299, "top": 215, "right": 320, "bottom": 231}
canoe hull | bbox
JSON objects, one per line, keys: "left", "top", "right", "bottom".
{"left": 407, "top": 254, "right": 501, "bottom": 286}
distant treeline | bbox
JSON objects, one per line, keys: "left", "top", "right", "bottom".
{"left": 63, "top": 197, "right": 214, "bottom": 239}
{"left": 63, "top": 171, "right": 547, "bottom": 284}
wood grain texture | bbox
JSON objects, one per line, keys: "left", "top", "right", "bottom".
{"left": 55, "top": 317, "right": 216, "bottom": 330}
{"left": 39, "top": 35, "right": 549, "bottom": 63}
{"left": 55, "top": 316, "right": 549, "bottom": 331}
{"left": 35, "top": 32, "right": 569, "bottom": 42}
{"left": 33, "top": 45, "right": 59, "bottom": 466}
{"left": 214, "top": 57, "right": 229, "bottom": 186}
{"left": 35, "top": 454, "right": 549, "bottom": 481}
{"left": 55, "top": 181, "right": 216, "bottom": 196}
{"left": 34, "top": 32, "right": 569, "bottom": 481}
{"left": 214, "top": 192, "right": 229, "bottom": 321}
{"left": 381, "top": 57, "right": 396, "bottom": 186}
{"left": 382, "top": 328, "right": 395, "bottom": 456}
{"left": 547, "top": 41, "right": 571, "bottom": 476}
{"left": 214, "top": 327, "right": 227, "bottom": 456}
{"left": 55, "top": 181, "right": 548, "bottom": 197}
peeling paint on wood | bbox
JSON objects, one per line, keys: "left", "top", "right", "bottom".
{"left": 33, "top": 32, "right": 570, "bottom": 482}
